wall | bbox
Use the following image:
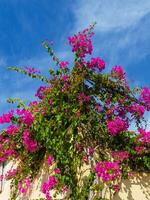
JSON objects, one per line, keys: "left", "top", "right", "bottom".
{"left": 0, "top": 162, "right": 150, "bottom": 200}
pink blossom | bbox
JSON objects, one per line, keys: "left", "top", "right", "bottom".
{"left": 87, "top": 57, "right": 105, "bottom": 72}
{"left": 128, "top": 171, "right": 135, "bottom": 177}
{"left": 47, "top": 155, "right": 54, "bottom": 166}
{"left": 0, "top": 110, "right": 14, "bottom": 124}
{"left": 35, "top": 86, "right": 47, "bottom": 99}
{"left": 107, "top": 117, "right": 128, "bottom": 136}
{"left": 68, "top": 28, "right": 93, "bottom": 58}
{"left": 128, "top": 103, "right": 145, "bottom": 117}
{"left": 113, "top": 184, "right": 120, "bottom": 192}
{"left": 24, "top": 66, "right": 40, "bottom": 74}
{"left": 140, "top": 87, "right": 150, "bottom": 110}
{"left": 0, "top": 175, "right": 3, "bottom": 181}
{"left": 87, "top": 147, "right": 95, "bottom": 156}
{"left": 41, "top": 176, "right": 57, "bottom": 200}
{"left": 18, "top": 177, "right": 31, "bottom": 194}
{"left": 5, "top": 169, "right": 17, "bottom": 179}
{"left": 61, "top": 75, "right": 70, "bottom": 82}
{"left": 29, "top": 101, "right": 38, "bottom": 107}
{"left": 23, "top": 129, "right": 38, "bottom": 152}
{"left": 60, "top": 61, "right": 69, "bottom": 69}
{"left": 111, "top": 66, "right": 125, "bottom": 80}
{"left": 61, "top": 83, "right": 69, "bottom": 93}
{"left": 95, "top": 161, "right": 121, "bottom": 182}
{"left": 95, "top": 104, "right": 101, "bottom": 112}
{"left": 16, "top": 109, "right": 34, "bottom": 126}
{"left": 62, "top": 185, "right": 69, "bottom": 193}
{"left": 138, "top": 129, "right": 150, "bottom": 144}
{"left": 54, "top": 168, "right": 61, "bottom": 174}
{"left": 135, "top": 146, "right": 145, "bottom": 154}
{"left": 77, "top": 92, "right": 91, "bottom": 104}
{"left": 111, "top": 151, "right": 129, "bottom": 161}
{"left": 6, "top": 125, "right": 19, "bottom": 135}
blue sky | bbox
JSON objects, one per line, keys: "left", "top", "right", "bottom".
{"left": 0, "top": 0, "right": 150, "bottom": 118}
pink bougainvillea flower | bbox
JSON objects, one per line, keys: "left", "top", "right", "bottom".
{"left": 29, "top": 101, "right": 38, "bottom": 107}
{"left": 23, "top": 129, "right": 38, "bottom": 152}
{"left": 140, "top": 87, "right": 150, "bottom": 110}
{"left": 111, "top": 151, "right": 129, "bottom": 161}
{"left": 61, "top": 75, "right": 70, "bottom": 82}
{"left": 54, "top": 168, "right": 61, "bottom": 174}
{"left": 111, "top": 66, "right": 125, "bottom": 80}
{"left": 87, "top": 147, "right": 95, "bottom": 156}
{"left": 24, "top": 66, "right": 40, "bottom": 74}
{"left": 41, "top": 176, "right": 57, "bottom": 200}
{"left": 5, "top": 169, "right": 17, "bottom": 179}
{"left": 35, "top": 86, "right": 47, "bottom": 99}
{"left": 0, "top": 110, "right": 14, "bottom": 124}
{"left": 112, "top": 184, "right": 120, "bottom": 192}
{"left": 18, "top": 177, "right": 31, "bottom": 194}
{"left": 16, "top": 109, "right": 34, "bottom": 126}
{"left": 95, "top": 104, "right": 101, "bottom": 112}
{"left": 135, "top": 146, "right": 145, "bottom": 154}
{"left": 138, "top": 129, "right": 150, "bottom": 144}
{"left": 128, "top": 103, "right": 145, "bottom": 118}
{"left": 59, "top": 61, "right": 69, "bottom": 69}
{"left": 95, "top": 161, "right": 121, "bottom": 182}
{"left": 107, "top": 117, "right": 128, "bottom": 136}
{"left": 77, "top": 92, "right": 91, "bottom": 104}
{"left": 68, "top": 27, "right": 94, "bottom": 58}
{"left": 47, "top": 155, "right": 54, "bottom": 166}
{"left": 6, "top": 125, "right": 19, "bottom": 135}
{"left": 87, "top": 57, "right": 105, "bottom": 72}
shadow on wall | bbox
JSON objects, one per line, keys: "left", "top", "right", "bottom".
{"left": 114, "top": 173, "right": 150, "bottom": 200}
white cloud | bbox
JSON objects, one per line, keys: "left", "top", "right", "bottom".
{"left": 71, "top": 0, "right": 150, "bottom": 69}
{"left": 73, "top": 0, "right": 150, "bottom": 32}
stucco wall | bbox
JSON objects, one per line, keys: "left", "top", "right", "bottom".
{"left": 0, "top": 162, "right": 150, "bottom": 200}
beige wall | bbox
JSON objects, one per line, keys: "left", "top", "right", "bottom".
{"left": 0, "top": 162, "right": 150, "bottom": 200}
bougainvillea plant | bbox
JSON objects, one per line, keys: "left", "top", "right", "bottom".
{"left": 0, "top": 23, "right": 150, "bottom": 200}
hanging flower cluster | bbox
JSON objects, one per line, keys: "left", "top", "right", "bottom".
{"left": 95, "top": 161, "right": 121, "bottom": 182}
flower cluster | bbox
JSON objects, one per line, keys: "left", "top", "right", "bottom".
{"left": 0, "top": 134, "right": 16, "bottom": 162}
{"left": 135, "top": 146, "right": 146, "bottom": 154}
{"left": 111, "top": 151, "right": 129, "bottom": 162}
{"left": 95, "top": 161, "right": 121, "bottom": 182}
{"left": 128, "top": 103, "right": 145, "bottom": 118}
{"left": 23, "top": 129, "right": 38, "bottom": 152}
{"left": 16, "top": 109, "right": 34, "bottom": 126}
{"left": 6, "top": 124, "right": 19, "bottom": 135}
{"left": 41, "top": 176, "right": 58, "bottom": 200}
{"left": 138, "top": 129, "right": 150, "bottom": 144}
{"left": 59, "top": 61, "right": 69, "bottom": 69}
{"left": 24, "top": 66, "right": 40, "bottom": 75}
{"left": 5, "top": 169, "right": 17, "bottom": 179}
{"left": 0, "top": 110, "right": 14, "bottom": 124}
{"left": 107, "top": 117, "right": 128, "bottom": 136}
{"left": 111, "top": 66, "right": 125, "bottom": 80}
{"left": 35, "top": 86, "right": 47, "bottom": 99}
{"left": 47, "top": 155, "right": 54, "bottom": 166}
{"left": 87, "top": 57, "right": 105, "bottom": 71}
{"left": 18, "top": 177, "right": 31, "bottom": 194}
{"left": 140, "top": 87, "right": 150, "bottom": 110}
{"left": 68, "top": 28, "right": 93, "bottom": 58}
{"left": 77, "top": 92, "right": 91, "bottom": 104}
